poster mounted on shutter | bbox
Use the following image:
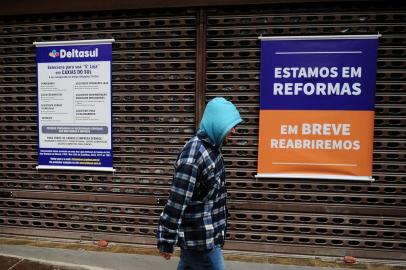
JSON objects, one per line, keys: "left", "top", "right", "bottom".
{"left": 34, "top": 39, "right": 115, "bottom": 172}
{"left": 256, "top": 35, "right": 380, "bottom": 181}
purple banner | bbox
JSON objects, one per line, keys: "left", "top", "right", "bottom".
{"left": 260, "top": 38, "right": 378, "bottom": 111}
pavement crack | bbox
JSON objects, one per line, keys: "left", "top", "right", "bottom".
{"left": 8, "top": 258, "right": 24, "bottom": 270}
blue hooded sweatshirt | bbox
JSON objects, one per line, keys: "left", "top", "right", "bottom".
{"left": 199, "top": 97, "right": 243, "bottom": 147}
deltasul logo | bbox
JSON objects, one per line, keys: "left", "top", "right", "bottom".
{"left": 48, "top": 48, "right": 99, "bottom": 59}
{"left": 49, "top": 49, "right": 60, "bottom": 58}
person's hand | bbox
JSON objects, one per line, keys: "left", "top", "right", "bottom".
{"left": 160, "top": 251, "right": 172, "bottom": 260}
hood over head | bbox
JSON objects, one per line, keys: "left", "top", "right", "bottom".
{"left": 199, "top": 97, "right": 243, "bottom": 147}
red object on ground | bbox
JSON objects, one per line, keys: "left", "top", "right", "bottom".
{"left": 344, "top": 256, "right": 357, "bottom": 264}
{"left": 97, "top": 239, "right": 108, "bottom": 248}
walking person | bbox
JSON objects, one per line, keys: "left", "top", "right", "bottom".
{"left": 156, "top": 97, "right": 243, "bottom": 270}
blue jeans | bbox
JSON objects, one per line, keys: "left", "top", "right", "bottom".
{"left": 177, "top": 246, "right": 225, "bottom": 270}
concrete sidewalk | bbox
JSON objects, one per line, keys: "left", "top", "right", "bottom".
{"left": 0, "top": 244, "right": 354, "bottom": 270}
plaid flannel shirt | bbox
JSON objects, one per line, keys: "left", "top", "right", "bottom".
{"left": 156, "top": 129, "right": 227, "bottom": 253}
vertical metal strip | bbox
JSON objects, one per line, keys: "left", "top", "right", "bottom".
{"left": 195, "top": 8, "right": 207, "bottom": 128}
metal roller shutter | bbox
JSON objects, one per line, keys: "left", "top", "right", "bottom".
{"left": 0, "top": 9, "right": 197, "bottom": 245}
{"left": 206, "top": 1, "right": 405, "bottom": 260}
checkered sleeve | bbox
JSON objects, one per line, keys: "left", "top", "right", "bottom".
{"left": 156, "top": 161, "right": 199, "bottom": 253}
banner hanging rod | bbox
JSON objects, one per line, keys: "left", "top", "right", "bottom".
{"left": 255, "top": 173, "right": 375, "bottom": 182}
{"left": 34, "top": 39, "right": 115, "bottom": 47}
{"left": 258, "top": 34, "right": 381, "bottom": 40}
{"left": 36, "top": 165, "right": 116, "bottom": 172}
